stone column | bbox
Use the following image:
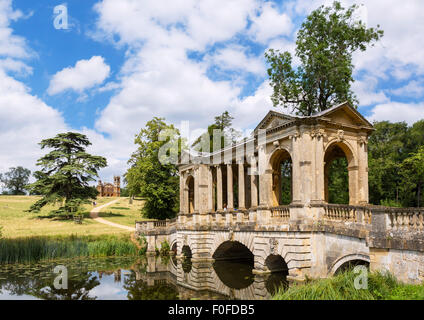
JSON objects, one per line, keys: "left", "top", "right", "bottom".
{"left": 357, "top": 137, "right": 369, "bottom": 204}
{"left": 290, "top": 132, "right": 302, "bottom": 204}
{"left": 250, "top": 156, "right": 258, "bottom": 207}
{"left": 179, "top": 173, "right": 185, "bottom": 213}
{"left": 227, "top": 164, "right": 234, "bottom": 210}
{"left": 208, "top": 166, "right": 214, "bottom": 212}
{"left": 217, "top": 165, "right": 223, "bottom": 211}
{"left": 258, "top": 145, "right": 272, "bottom": 206}
{"left": 238, "top": 161, "right": 245, "bottom": 209}
{"left": 194, "top": 168, "right": 199, "bottom": 212}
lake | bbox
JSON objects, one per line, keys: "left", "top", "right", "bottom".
{"left": 0, "top": 255, "right": 288, "bottom": 300}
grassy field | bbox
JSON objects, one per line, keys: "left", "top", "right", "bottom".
{"left": 98, "top": 197, "right": 147, "bottom": 227}
{"left": 0, "top": 195, "right": 133, "bottom": 239}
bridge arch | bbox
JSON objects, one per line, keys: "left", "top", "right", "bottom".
{"left": 265, "top": 254, "right": 289, "bottom": 273}
{"left": 269, "top": 148, "right": 293, "bottom": 206}
{"left": 212, "top": 240, "right": 254, "bottom": 263}
{"left": 329, "top": 254, "right": 370, "bottom": 275}
{"left": 324, "top": 140, "right": 357, "bottom": 205}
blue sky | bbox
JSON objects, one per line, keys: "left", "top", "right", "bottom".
{"left": 0, "top": 0, "right": 423, "bottom": 183}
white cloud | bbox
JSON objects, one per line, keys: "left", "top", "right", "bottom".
{"left": 48, "top": 56, "right": 110, "bottom": 95}
{"left": 367, "top": 102, "right": 424, "bottom": 125}
{"left": 352, "top": 76, "right": 389, "bottom": 107}
{"left": 390, "top": 80, "right": 424, "bottom": 98}
{"left": 205, "top": 45, "right": 265, "bottom": 75}
{"left": 249, "top": 2, "right": 294, "bottom": 43}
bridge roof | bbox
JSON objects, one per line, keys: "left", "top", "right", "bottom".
{"left": 254, "top": 101, "right": 374, "bottom": 132}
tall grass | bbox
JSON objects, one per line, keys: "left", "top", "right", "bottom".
{"left": 273, "top": 270, "right": 424, "bottom": 300}
{"left": 0, "top": 235, "right": 139, "bottom": 264}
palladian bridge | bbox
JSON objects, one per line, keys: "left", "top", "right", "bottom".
{"left": 136, "top": 102, "right": 424, "bottom": 284}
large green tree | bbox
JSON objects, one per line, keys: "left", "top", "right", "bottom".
{"left": 125, "top": 118, "right": 180, "bottom": 219}
{"left": 192, "top": 111, "right": 240, "bottom": 152}
{"left": 27, "top": 132, "right": 107, "bottom": 217}
{"left": 0, "top": 166, "right": 31, "bottom": 195}
{"left": 368, "top": 121, "right": 409, "bottom": 206}
{"left": 265, "top": 1, "right": 383, "bottom": 115}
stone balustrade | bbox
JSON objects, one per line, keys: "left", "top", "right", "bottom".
{"left": 387, "top": 208, "right": 424, "bottom": 231}
{"left": 136, "top": 218, "right": 176, "bottom": 235}
{"left": 270, "top": 205, "right": 290, "bottom": 221}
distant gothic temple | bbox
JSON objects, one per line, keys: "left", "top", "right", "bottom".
{"left": 97, "top": 176, "right": 121, "bottom": 197}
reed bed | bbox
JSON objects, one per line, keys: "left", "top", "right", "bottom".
{"left": 0, "top": 235, "right": 139, "bottom": 264}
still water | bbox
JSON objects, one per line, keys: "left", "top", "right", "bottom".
{"left": 0, "top": 256, "right": 288, "bottom": 300}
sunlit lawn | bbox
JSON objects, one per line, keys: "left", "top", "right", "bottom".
{"left": 0, "top": 196, "right": 131, "bottom": 239}
{"left": 98, "top": 197, "right": 147, "bottom": 227}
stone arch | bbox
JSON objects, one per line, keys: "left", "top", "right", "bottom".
{"left": 170, "top": 240, "right": 177, "bottom": 255}
{"left": 210, "top": 232, "right": 255, "bottom": 259}
{"left": 265, "top": 254, "right": 289, "bottom": 273}
{"left": 212, "top": 240, "right": 254, "bottom": 262}
{"left": 324, "top": 139, "right": 357, "bottom": 204}
{"left": 268, "top": 147, "right": 293, "bottom": 206}
{"left": 329, "top": 254, "right": 370, "bottom": 275}
{"left": 181, "top": 244, "right": 192, "bottom": 258}
{"left": 185, "top": 175, "right": 195, "bottom": 213}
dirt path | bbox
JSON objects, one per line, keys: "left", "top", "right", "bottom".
{"left": 89, "top": 199, "right": 134, "bottom": 232}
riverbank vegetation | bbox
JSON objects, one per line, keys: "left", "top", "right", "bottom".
{"left": 273, "top": 270, "right": 424, "bottom": 300}
{"left": 0, "top": 234, "right": 140, "bottom": 264}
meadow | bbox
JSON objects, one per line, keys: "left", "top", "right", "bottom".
{"left": 0, "top": 195, "right": 135, "bottom": 238}
{"left": 97, "top": 197, "right": 146, "bottom": 227}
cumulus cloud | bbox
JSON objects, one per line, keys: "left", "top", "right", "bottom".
{"left": 48, "top": 56, "right": 110, "bottom": 95}
{"left": 390, "top": 80, "right": 424, "bottom": 98}
{"left": 249, "top": 2, "right": 294, "bottom": 43}
{"left": 205, "top": 45, "right": 265, "bottom": 75}
{"left": 367, "top": 102, "right": 424, "bottom": 126}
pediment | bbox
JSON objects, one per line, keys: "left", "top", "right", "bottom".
{"left": 315, "top": 102, "right": 373, "bottom": 129}
{"left": 254, "top": 111, "right": 295, "bottom": 131}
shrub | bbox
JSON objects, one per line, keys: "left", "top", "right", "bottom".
{"left": 160, "top": 240, "right": 170, "bottom": 256}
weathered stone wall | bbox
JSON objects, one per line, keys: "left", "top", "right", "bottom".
{"left": 370, "top": 248, "right": 424, "bottom": 284}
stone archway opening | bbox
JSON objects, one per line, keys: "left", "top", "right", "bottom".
{"left": 324, "top": 142, "right": 354, "bottom": 205}
{"left": 171, "top": 242, "right": 177, "bottom": 255}
{"left": 212, "top": 241, "right": 254, "bottom": 290}
{"left": 265, "top": 254, "right": 288, "bottom": 273}
{"left": 270, "top": 149, "right": 292, "bottom": 206}
{"left": 264, "top": 254, "right": 289, "bottom": 296}
{"left": 186, "top": 176, "right": 195, "bottom": 213}
{"left": 212, "top": 241, "right": 254, "bottom": 263}
{"left": 181, "top": 245, "right": 192, "bottom": 258}
{"left": 334, "top": 259, "right": 369, "bottom": 274}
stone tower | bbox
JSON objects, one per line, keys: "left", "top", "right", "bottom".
{"left": 114, "top": 176, "right": 121, "bottom": 197}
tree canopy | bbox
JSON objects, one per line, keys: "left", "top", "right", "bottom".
{"left": 125, "top": 118, "right": 181, "bottom": 219}
{"left": 0, "top": 166, "right": 31, "bottom": 195}
{"left": 27, "top": 132, "right": 107, "bottom": 217}
{"left": 265, "top": 1, "right": 383, "bottom": 115}
{"left": 192, "top": 111, "right": 240, "bottom": 152}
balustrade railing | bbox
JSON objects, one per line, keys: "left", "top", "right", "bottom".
{"left": 270, "top": 205, "right": 290, "bottom": 220}
{"left": 323, "top": 204, "right": 358, "bottom": 222}
{"left": 386, "top": 208, "right": 424, "bottom": 231}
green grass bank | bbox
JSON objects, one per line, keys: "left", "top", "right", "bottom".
{"left": 273, "top": 270, "right": 424, "bottom": 300}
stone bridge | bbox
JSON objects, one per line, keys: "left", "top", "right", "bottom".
{"left": 136, "top": 102, "right": 424, "bottom": 284}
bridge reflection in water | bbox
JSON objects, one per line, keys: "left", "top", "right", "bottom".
{"left": 133, "top": 254, "right": 288, "bottom": 300}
